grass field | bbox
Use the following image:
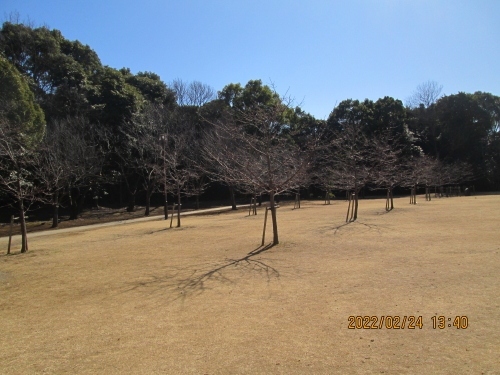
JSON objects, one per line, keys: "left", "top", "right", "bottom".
{"left": 1, "top": 195, "right": 499, "bottom": 374}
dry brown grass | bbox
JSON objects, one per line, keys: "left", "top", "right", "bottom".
{"left": 1, "top": 195, "right": 499, "bottom": 374}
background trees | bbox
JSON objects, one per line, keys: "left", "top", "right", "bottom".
{"left": 1, "top": 19, "right": 500, "bottom": 252}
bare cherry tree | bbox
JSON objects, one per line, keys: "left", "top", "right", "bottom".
{"left": 203, "top": 98, "right": 314, "bottom": 245}
{"left": 162, "top": 107, "right": 202, "bottom": 227}
{"left": 0, "top": 121, "right": 41, "bottom": 252}
{"left": 429, "top": 159, "right": 474, "bottom": 198}
{"left": 401, "top": 154, "right": 438, "bottom": 204}
{"left": 326, "top": 122, "right": 376, "bottom": 221}
{"left": 371, "top": 131, "right": 408, "bottom": 211}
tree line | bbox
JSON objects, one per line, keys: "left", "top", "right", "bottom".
{"left": 1, "top": 21, "right": 499, "bottom": 252}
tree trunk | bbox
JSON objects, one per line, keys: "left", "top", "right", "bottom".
{"left": 126, "top": 176, "right": 138, "bottom": 212}
{"left": 196, "top": 194, "right": 200, "bottom": 210}
{"left": 69, "top": 187, "right": 79, "bottom": 220}
{"left": 346, "top": 192, "right": 352, "bottom": 222}
{"left": 269, "top": 192, "right": 279, "bottom": 245}
{"left": 163, "top": 190, "right": 168, "bottom": 220}
{"left": 229, "top": 185, "right": 237, "bottom": 210}
{"left": 119, "top": 182, "right": 124, "bottom": 206}
{"left": 18, "top": 197, "right": 28, "bottom": 253}
{"left": 353, "top": 187, "right": 359, "bottom": 221}
{"left": 52, "top": 190, "right": 59, "bottom": 228}
{"left": 145, "top": 185, "right": 152, "bottom": 216}
{"left": 77, "top": 190, "right": 86, "bottom": 217}
{"left": 176, "top": 185, "right": 181, "bottom": 228}
{"left": 126, "top": 190, "right": 136, "bottom": 212}
{"left": 386, "top": 188, "right": 390, "bottom": 211}
{"left": 390, "top": 186, "right": 394, "bottom": 210}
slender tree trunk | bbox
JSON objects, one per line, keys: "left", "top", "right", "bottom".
{"left": 69, "top": 187, "right": 79, "bottom": 220}
{"left": 196, "top": 194, "right": 200, "bottom": 210}
{"left": 119, "top": 182, "right": 124, "bottom": 206}
{"left": 127, "top": 190, "right": 136, "bottom": 212}
{"left": 145, "top": 184, "right": 152, "bottom": 216}
{"left": 17, "top": 194, "right": 28, "bottom": 253}
{"left": 77, "top": 190, "right": 85, "bottom": 217}
{"left": 229, "top": 185, "right": 237, "bottom": 210}
{"left": 390, "top": 186, "right": 394, "bottom": 210}
{"left": 353, "top": 187, "right": 359, "bottom": 221}
{"left": 126, "top": 176, "right": 138, "bottom": 212}
{"left": 163, "top": 190, "right": 168, "bottom": 220}
{"left": 176, "top": 185, "right": 181, "bottom": 228}
{"left": 269, "top": 192, "right": 279, "bottom": 245}
{"left": 346, "top": 192, "right": 352, "bottom": 222}
{"left": 52, "top": 190, "right": 59, "bottom": 228}
{"left": 386, "top": 188, "right": 390, "bottom": 211}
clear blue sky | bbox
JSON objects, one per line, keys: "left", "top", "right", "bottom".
{"left": 2, "top": 0, "right": 499, "bottom": 119}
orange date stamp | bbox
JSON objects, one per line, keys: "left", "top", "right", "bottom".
{"left": 348, "top": 316, "right": 469, "bottom": 329}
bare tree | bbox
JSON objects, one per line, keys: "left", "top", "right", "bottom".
{"left": 0, "top": 121, "right": 41, "bottom": 252}
{"left": 203, "top": 98, "right": 314, "bottom": 245}
{"left": 164, "top": 108, "right": 203, "bottom": 227}
{"left": 126, "top": 105, "right": 165, "bottom": 216}
{"left": 401, "top": 154, "right": 438, "bottom": 204}
{"left": 326, "top": 122, "right": 376, "bottom": 221}
{"left": 171, "top": 79, "right": 188, "bottom": 106}
{"left": 406, "top": 80, "right": 443, "bottom": 108}
{"left": 403, "top": 156, "right": 473, "bottom": 203}
{"left": 37, "top": 116, "right": 105, "bottom": 226}
{"left": 129, "top": 103, "right": 202, "bottom": 225}
{"left": 371, "top": 131, "right": 407, "bottom": 211}
{"left": 171, "top": 79, "right": 216, "bottom": 107}
{"left": 429, "top": 159, "right": 474, "bottom": 197}
{"left": 187, "top": 81, "right": 216, "bottom": 107}
{"left": 37, "top": 119, "right": 71, "bottom": 227}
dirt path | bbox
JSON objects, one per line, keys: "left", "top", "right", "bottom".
{"left": 0, "top": 203, "right": 252, "bottom": 242}
{"left": 0, "top": 196, "right": 499, "bottom": 374}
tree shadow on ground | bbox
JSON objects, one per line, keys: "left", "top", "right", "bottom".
{"left": 333, "top": 220, "right": 381, "bottom": 234}
{"left": 318, "top": 220, "right": 385, "bottom": 236}
{"left": 120, "top": 243, "right": 279, "bottom": 302}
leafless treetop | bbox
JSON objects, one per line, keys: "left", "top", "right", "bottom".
{"left": 406, "top": 80, "right": 443, "bottom": 108}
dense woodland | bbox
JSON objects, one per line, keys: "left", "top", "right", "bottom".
{"left": 1, "top": 21, "right": 500, "bottom": 251}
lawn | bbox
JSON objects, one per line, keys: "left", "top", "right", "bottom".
{"left": 0, "top": 195, "right": 499, "bottom": 374}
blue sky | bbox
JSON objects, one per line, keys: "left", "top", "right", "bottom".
{"left": 2, "top": 0, "right": 499, "bottom": 119}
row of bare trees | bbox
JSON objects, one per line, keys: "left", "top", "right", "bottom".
{"left": 314, "top": 121, "right": 474, "bottom": 222}
{"left": 1, "top": 89, "right": 475, "bottom": 252}
{"left": 0, "top": 116, "right": 105, "bottom": 252}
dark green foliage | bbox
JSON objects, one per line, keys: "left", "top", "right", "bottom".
{"left": 0, "top": 21, "right": 103, "bottom": 121}
{"left": 121, "top": 69, "right": 176, "bottom": 106}
{"left": 0, "top": 56, "right": 45, "bottom": 144}
{"left": 89, "top": 66, "right": 143, "bottom": 130}
{"left": 218, "top": 79, "right": 280, "bottom": 110}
